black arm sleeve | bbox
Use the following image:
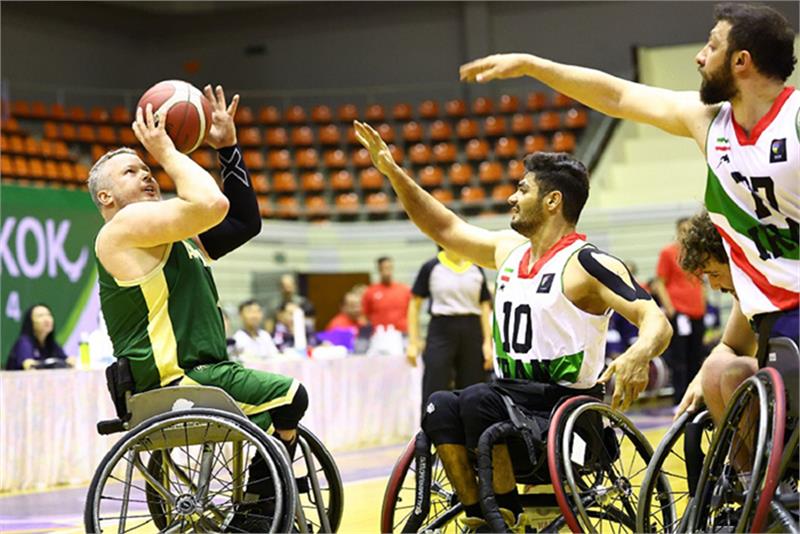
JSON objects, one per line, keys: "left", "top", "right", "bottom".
{"left": 198, "top": 145, "right": 262, "bottom": 260}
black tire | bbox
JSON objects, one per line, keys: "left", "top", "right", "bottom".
{"left": 636, "top": 410, "right": 714, "bottom": 533}
{"left": 84, "top": 408, "right": 296, "bottom": 533}
{"left": 294, "top": 425, "right": 344, "bottom": 533}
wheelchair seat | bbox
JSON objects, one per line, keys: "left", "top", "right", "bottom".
{"left": 127, "top": 385, "right": 245, "bottom": 426}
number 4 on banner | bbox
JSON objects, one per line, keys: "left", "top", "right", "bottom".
{"left": 6, "top": 291, "right": 21, "bottom": 321}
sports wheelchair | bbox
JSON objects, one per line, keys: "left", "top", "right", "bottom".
{"left": 84, "top": 360, "right": 343, "bottom": 533}
{"left": 636, "top": 336, "right": 800, "bottom": 533}
{"left": 381, "top": 392, "right": 672, "bottom": 533}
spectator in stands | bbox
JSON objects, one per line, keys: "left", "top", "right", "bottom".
{"left": 362, "top": 256, "right": 412, "bottom": 334}
{"left": 407, "top": 246, "right": 493, "bottom": 417}
{"left": 269, "top": 274, "right": 316, "bottom": 327}
{"left": 652, "top": 218, "right": 706, "bottom": 405}
{"left": 325, "top": 291, "right": 366, "bottom": 332}
{"left": 6, "top": 304, "right": 72, "bottom": 370}
{"left": 272, "top": 301, "right": 318, "bottom": 353}
{"left": 232, "top": 300, "right": 279, "bottom": 361}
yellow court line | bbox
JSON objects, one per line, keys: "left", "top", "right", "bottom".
{"left": 0, "top": 482, "right": 89, "bottom": 499}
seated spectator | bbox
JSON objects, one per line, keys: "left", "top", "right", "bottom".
{"left": 6, "top": 304, "right": 72, "bottom": 370}
{"left": 268, "top": 274, "right": 316, "bottom": 330}
{"left": 319, "top": 291, "right": 370, "bottom": 352}
{"left": 232, "top": 300, "right": 279, "bottom": 360}
{"left": 325, "top": 291, "right": 366, "bottom": 332}
{"left": 272, "top": 301, "right": 318, "bottom": 353}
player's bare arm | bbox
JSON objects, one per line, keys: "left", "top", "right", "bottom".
{"left": 563, "top": 249, "right": 672, "bottom": 410}
{"left": 354, "top": 120, "right": 525, "bottom": 269}
{"left": 459, "top": 53, "right": 717, "bottom": 149}
{"left": 713, "top": 298, "right": 757, "bottom": 358}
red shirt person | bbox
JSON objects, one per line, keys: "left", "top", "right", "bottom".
{"left": 325, "top": 291, "right": 365, "bottom": 332}
{"left": 362, "top": 256, "right": 411, "bottom": 333}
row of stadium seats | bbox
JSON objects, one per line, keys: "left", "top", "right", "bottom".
{"left": 1, "top": 155, "right": 89, "bottom": 182}
{"left": 6, "top": 91, "right": 577, "bottom": 126}
{"left": 1, "top": 135, "right": 74, "bottom": 160}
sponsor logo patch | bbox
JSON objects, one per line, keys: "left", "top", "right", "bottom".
{"left": 770, "top": 138, "right": 787, "bottom": 163}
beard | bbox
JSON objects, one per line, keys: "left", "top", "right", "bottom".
{"left": 699, "top": 60, "right": 739, "bottom": 104}
{"left": 510, "top": 203, "right": 545, "bottom": 237}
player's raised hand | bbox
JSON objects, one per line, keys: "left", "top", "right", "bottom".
{"left": 204, "top": 84, "right": 240, "bottom": 149}
{"left": 353, "top": 120, "right": 395, "bottom": 175}
{"left": 459, "top": 53, "right": 535, "bottom": 83}
{"left": 132, "top": 103, "right": 176, "bottom": 161}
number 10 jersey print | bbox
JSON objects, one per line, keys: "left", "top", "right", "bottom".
{"left": 492, "top": 233, "right": 610, "bottom": 389}
{"left": 705, "top": 86, "right": 800, "bottom": 320}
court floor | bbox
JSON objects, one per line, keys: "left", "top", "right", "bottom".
{"left": 0, "top": 407, "right": 675, "bottom": 534}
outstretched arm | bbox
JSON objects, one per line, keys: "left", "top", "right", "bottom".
{"left": 459, "top": 53, "right": 716, "bottom": 145}
{"left": 354, "top": 120, "right": 524, "bottom": 269}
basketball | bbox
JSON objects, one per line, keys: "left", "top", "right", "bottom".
{"left": 136, "top": 80, "right": 212, "bottom": 154}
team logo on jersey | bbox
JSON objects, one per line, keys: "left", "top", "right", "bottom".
{"left": 714, "top": 136, "right": 730, "bottom": 152}
{"left": 537, "top": 273, "right": 555, "bottom": 293}
{"left": 770, "top": 138, "right": 787, "bottom": 163}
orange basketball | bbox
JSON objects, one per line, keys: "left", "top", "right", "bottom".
{"left": 136, "top": 80, "right": 212, "bottom": 154}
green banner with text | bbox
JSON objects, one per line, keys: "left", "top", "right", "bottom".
{"left": 1, "top": 185, "right": 102, "bottom": 367}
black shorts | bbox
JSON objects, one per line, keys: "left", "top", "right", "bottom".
{"left": 421, "top": 378, "right": 603, "bottom": 450}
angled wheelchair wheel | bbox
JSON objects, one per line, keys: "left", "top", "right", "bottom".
{"left": 548, "top": 396, "right": 665, "bottom": 533}
{"left": 292, "top": 425, "right": 344, "bottom": 533}
{"left": 764, "top": 424, "right": 799, "bottom": 533}
{"left": 84, "top": 408, "right": 296, "bottom": 533}
{"left": 687, "top": 368, "right": 786, "bottom": 533}
{"left": 381, "top": 434, "right": 462, "bottom": 533}
{"left": 636, "top": 409, "right": 714, "bottom": 533}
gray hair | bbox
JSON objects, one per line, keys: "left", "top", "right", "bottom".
{"left": 87, "top": 147, "right": 138, "bottom": 209}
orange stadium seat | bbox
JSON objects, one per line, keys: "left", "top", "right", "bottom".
{"left": 564, "top": 108, "right": 588, "bottom": 129}
{"left": 495, "top": 137, "right": 519, "bottom": 160}
{"left": 24, "top": 137, "right": 41, "bottom": 157}
{"left": 352, "top": 148, "right": 372, "bottom": 168}
{"left": 419, "top": 100, "right": 440, "bottom": 120}
{"left": 285, "top": 105, "right": 307, "bottom": 124}
{"left": 90, "top": 144, "right": 106, "bottom": 162}
{"left": 431, "top": 188, "right": 454, "bottom": 204}
{"left": 295, "top": 148, "right": 319, "bottom": 169}
{"left": 305, "top": 195, "right": 329, "bottom": 217}
{"left": 551, "top": 131, "right": 576, "bottom": 153}
{"left": 429, "top": 120, "right": 452, "bottom": 142}
{"left": 524, "top": 134, "right": 549, "bottom": 153}
{"left": 483, "top": 116, "right": 507, "bottom": 138}
{"left": 58, "top": 161, "right": 75, "bottom": 181}
{"left": 1, "top": 117, "right": 22, "bottom": 134}
{"left": 291, "top": 126, "right": 315, "bottom": 146}
{"left": 448, "top": 162, "right": 473, "bottom": 186}
{"left": 61, "top": 124, "right": 78, "bottom": 142}
{"left": 142, "top": 151, "right": 160, "bottom": 168}
{"left": 43, "top": 122, "right": 59, "bottom": 140}
{"left": 52, "top": 141, "right": 71, "bottom": 160}
{"left": 345, "top": 126, "right": 359, "bottom": 145}
{"left": 511, "top": 114, "right": 535, "bottom": 136}
{"left": 311, "top": 105, "right": 333, "bottom": 124}
{"left": 44, "top": 160, "right": 59, "bottom": 181}
{"left": 265, "top": 127, "right": 288, "bottom": 147}
{"left": 118, "top": 128, "right": 138, "bottom": 146}
{"left": 330, "top": 169, "right": 354, "bottom": 191}
{"left": 324, "top": 149, "right": 347, "bottom": 169}
{"left": 418, "top": 166, "right": 444, "bottom": 188}
{"left": 318, "top": 124, "right": 341, "bottom": 146}
{"left": 445, "top": 99, "right": 467, "bottom": 118}
{"left": 155, "top": 170, "right": 172, "bottom": 192}
{"left": 432, "top": 142, "right": 456, "bottom": 164}
{"left": 12, "top": 156, "right": 30, "bottom": 178}
{"left": 409, "top": 144, "right": 432, "bottom": 166}
{"left": 50, "top": 103, "right": 67, "bottom": 121}
{"left": 267, "top": 150, "right": 290, "bottom": 170}
{"left": 388, "top": 144, "right": 404, "bottom": 164}
{"left": 235, "top": 106, "right": 255, "bottom": 126}
{"left": 461, "top": 186, "right": 486, "bottom": 204}
{"left": 0, "top": 134, "right": 6, "bottom": 153}
{"left": 552, "top": 93, "right": 574, "bottom": 108}
{"left": 78, "top": 124, "right": 96, "bottom": 143}
{"left": 335, "top": 192, "right": 359, "bottom": 214}
{"left": 538, "top": 111, "right": 561, "bottom": 131}
{"left": 30, "top": 102, "right": 48, "bottom": 119}
{"left": 472, "top": 97, "right": 494, "bottom": 116}
{"left": 190, "top": 150, "right": 214, "bottom": 169}
{"left": 39, "top": 140, "right": 54, "bottom": 159}
{"left": 259, "top": 106, "right": 281, "bottom": 125}
{"left": 376, "top": 123, "right": 395, "bottom": 144}
{"left": 456, "top": 118, "right": 479, "bottom": 140}
{"left": 359, "top": 167, "right": 383, "bottom": 190}
{"left": 498, "top": 94, "right": 519, "bottom": 114}
{"left": 68, "top": 106, "right": 87, "bottom": 122}
{"left": 492, "top": 183, "right": 515, "bottom": 202}
{"left": 479, "top": 161, "right": 503, "bottom": 184}
{"left": 301, "top": 171, "right": 325, "bottom": 192}
{"left": 1, "top": 155, "right": 14, "bottom": 177}
{"left": 111, "top": 106, "right": 131, "bottom": 124}
{"left": 272, "top": 171, "right": 298, "bottom": 193}
{"left": 239, "top": 127, "right": 263, "bottom": 147}
{"left": 97, "top": 126, "right": 117, "bottom": 145}
{"left": 12, "top": 101, "right": 31, "bottom": 118}
{"left": 337, "top": 104, "right": 359, "bottom": 122}
{"left": 465, "top": 138, "right": 489, "bottom": 161}
{"left": 365, "top": 104, "right": 385, "bottom": 122}
{"left": 257, "top": 195, "right": 273, "bottom": 218}
{"left": 73, "top": 162, "right": 89, "bottom": 181}
{"left": 402, "top": 121, "right": 423, "bottom": 143}
{"left": 508, "top": 159, "right": 526, "bottom": 180}
{"left": 28, "top": 159, "right": 45, "bottom": 179}
{"left": 90, "top": 106, "right": 110, "bottom": 123}
{"left": 9, "top": 136, "right": 24, "bottom": 154}
{"left": 526, "top": 92, "right": 547, "bottom": 112}
{"left": 365, "top": 192, "right": 389, "bottom": 213}
{"left": 251, "top": 174, "right": 270, "bottom": 194}
{"left": 276, "top": 196, "right": 300, "bottom": 219}
{"left": 392, "top": 103, "right": 413, "bottom": 122}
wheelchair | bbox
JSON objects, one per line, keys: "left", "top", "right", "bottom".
{"left": 84, "top": 360, "right": 343, "bottom": 533}
{"left": 381, "top": 392, "right": 672, "bottom": 533}
{"left": 636, "top": 336, "right": 800, "bottom": 533}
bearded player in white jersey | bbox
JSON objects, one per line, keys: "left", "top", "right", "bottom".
{"left": 460, "top": 2, "right": 798, "bottom": 423}
{"left": 354, "top": 121, "right": 672, "bottom": 531}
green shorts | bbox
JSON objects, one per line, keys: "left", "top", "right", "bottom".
{"left": 181, "top": 360, "right": 298, "bottom": 432}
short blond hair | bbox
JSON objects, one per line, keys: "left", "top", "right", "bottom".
{"left": 87, "top": 147, "right": 138, "bottom": 208}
